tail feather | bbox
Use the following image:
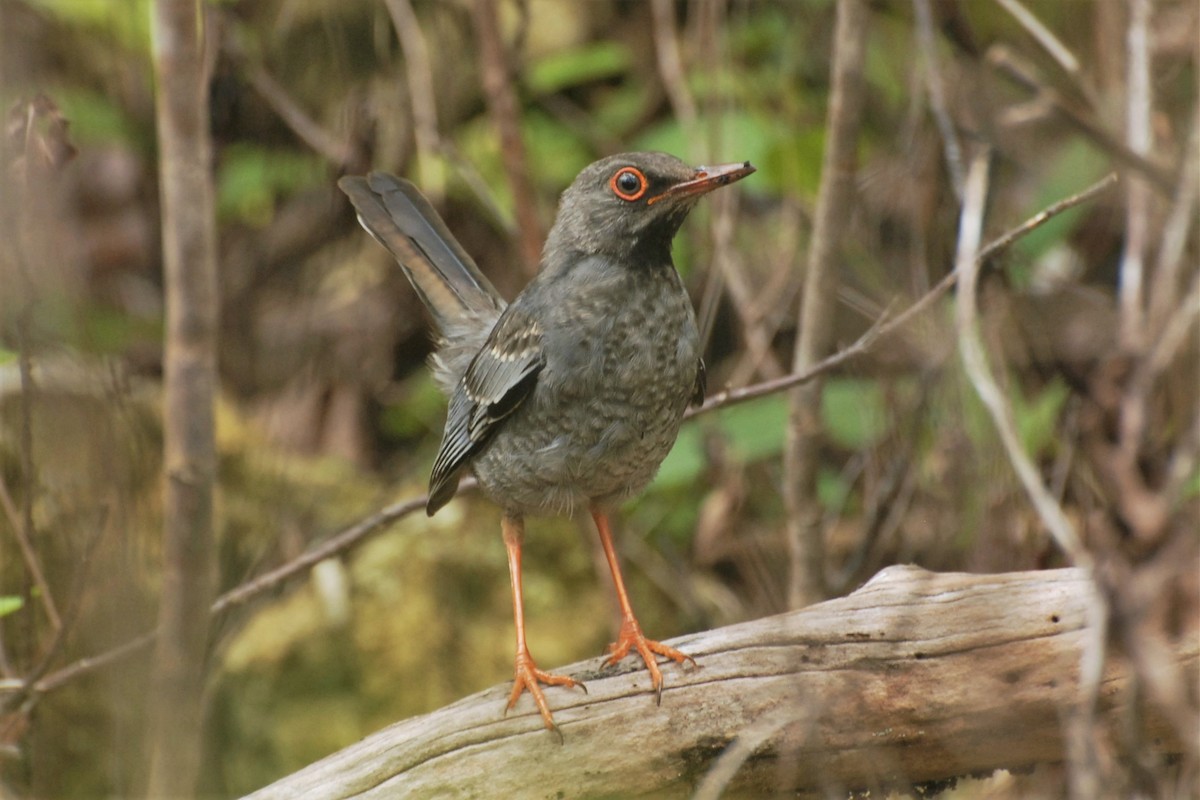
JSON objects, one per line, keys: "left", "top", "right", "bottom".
{"left": 338, "top": 173, "right": 504, "bottom": 332}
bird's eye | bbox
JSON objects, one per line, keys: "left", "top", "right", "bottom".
{"left": 609, "top": 167, "right": 648, "bottom": 202}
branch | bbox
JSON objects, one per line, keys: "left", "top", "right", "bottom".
{"left": 784, "top": 0, "right": 870, "bottom": 608}
{"left": 472, "top": 0, "right": 543, "bottom": 274}
{"left": 146, "top": 0, "right": 220, "bottom": 793}
{"left": 689, "top": 172, "right": 1119, "bottom": 418}
{"left": 240, "top": 567, "right": 1196, "bottom": 799}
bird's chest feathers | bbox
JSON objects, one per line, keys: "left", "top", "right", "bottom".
{"left": 540, "top": 262, "right": 698, "bottom": 400}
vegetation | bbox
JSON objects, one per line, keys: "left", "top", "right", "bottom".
{"left": 0, "top": 0, "right": 1195, "bottom": 797}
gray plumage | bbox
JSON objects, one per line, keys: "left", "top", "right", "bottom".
{"left": 339, "top": 152, "right": 754, "bottom": 517}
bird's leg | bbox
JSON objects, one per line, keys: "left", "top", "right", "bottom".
{"left": 591, "top": 509, "right": 695, "bottom": 704}
{"left": 501, "top": 513, "right": 583, "bottom": 732}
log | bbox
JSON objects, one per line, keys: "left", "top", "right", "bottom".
{"left": 241, "top": 566, "right": 1196, "bottom": 799}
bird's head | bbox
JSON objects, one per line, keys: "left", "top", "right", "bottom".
{"left": 543, "top": 152, "right": 755, "bottom": 267}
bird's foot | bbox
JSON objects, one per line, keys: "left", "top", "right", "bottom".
{"left": 506, "top": 647, "right": 585, "bottom": 733}
{"left": 604, "top": 616, "right": 695, "bottom": 704}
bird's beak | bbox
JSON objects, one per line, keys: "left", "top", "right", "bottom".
{"left": 647, "top": 161, "right": 756, "bottom": 206}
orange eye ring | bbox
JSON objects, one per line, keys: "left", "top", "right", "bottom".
{"left": 609, "top": 167, "right": 648, "bottom": 202}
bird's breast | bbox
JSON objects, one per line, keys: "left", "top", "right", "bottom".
{"left": 471, "top": 260, "right": 700, "bottom": 515}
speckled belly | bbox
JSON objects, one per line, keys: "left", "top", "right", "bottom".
{"left": 471, "top": 277, "right": 698, "bottom": 516}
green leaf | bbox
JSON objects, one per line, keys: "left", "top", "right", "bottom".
{"left": 822, "top": 378, "right": 887, "bottom": 449}
{"left": 0, "top": 596, "right": 24, "bottom": 618}
{"left": 526, "top": 42, "right": 631, "bottom": 95}
{"left": 217, "top": 145, "right": 325, "bottom": 226}
{"left": 1013, "top": 379, "right": 1070, "bottom": 458}
{"left": 1010, "top": 140, "right": 1109, "bottom": 284}
{"left": 652, "top": 423, "right": 705, "bottom": 489}
{"left": 722, "top": 395, "right": 789, "bottom": 463}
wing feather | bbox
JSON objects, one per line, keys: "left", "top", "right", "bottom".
{"left": 426, "top": 308, "right": 544, "bottom": 514}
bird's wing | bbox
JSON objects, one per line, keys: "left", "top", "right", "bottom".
{"left": 338, "top": 173, "right": 504, "bottom": 330}
{"left": 426, "top": 306, "right": 544, "bottom": 513}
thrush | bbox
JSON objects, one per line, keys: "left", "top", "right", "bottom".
{"left": 339, "top": 152, "right": 755, "bottom": 732}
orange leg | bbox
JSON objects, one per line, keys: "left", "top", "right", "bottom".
{"left": 591, "top": 509, "right": 695, "bottom": 703}
{"left": 502, "top": 514, "right": 583, "bottom": 732}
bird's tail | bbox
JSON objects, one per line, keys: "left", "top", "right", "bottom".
{"left": 338, "top": 172, "right": 505, "bottom": 332}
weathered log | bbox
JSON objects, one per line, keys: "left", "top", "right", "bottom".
{"left": 242, "top": 566, "right": 1196, "bottom": 799}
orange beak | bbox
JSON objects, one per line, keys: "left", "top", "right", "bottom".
{"left": 647, "top": 161, "right": 756, "bottom": 206}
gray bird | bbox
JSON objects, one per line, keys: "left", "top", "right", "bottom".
{"left": 339, "top": 152, "right": 754, "bottom": 731}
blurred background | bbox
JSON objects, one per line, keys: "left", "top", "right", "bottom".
{"left": 0, "top": 0, "right": 1196, "bottom": 797}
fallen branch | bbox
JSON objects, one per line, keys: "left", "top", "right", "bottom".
{"left": 241, "top": 566, "right": 1196, "bottom": 799}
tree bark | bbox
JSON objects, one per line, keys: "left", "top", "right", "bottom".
{"left": 241, "top": 567, "right": 1196, "bottom": 799}
{"left": 146, "top": 1, "right": 219, "bottom": 796}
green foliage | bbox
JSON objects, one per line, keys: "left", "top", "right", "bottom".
{"left": 1013, "top": 378, "right": 1071, "bottom": 458}
{"left": 1009, "top": 140, "right": 1110, "bottom": 286}
{"left": 523, "top": 110, "right": 592, "bottom": 191}
{"left": 822, "top": 378, "right": 888, "bottom": 450}
{"left": 526, "top": 41, "right": 632, "bottom": 95}
{"left": 377, "top": 371, "right": 445, "bottom": 440}
{"left": 50, "top": 87, "right": 143, "bottom": 147}
{"left": 0, "top": 595, "right": 24, "bottom": 618}
{"left": 27, "top": 0, "right": 151, "bottom": 54}
{"left": 216, "top": 144, "right": 326, "bottom": 226}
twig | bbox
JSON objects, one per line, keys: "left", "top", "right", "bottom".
{"left": 693, "top": 706, "right": 798, "bottom": 800}
{"left": 913, "top": 0, "right": 965, "bottom": 199}
{"left": 688, "top": 171, "right": 1118, "bottom": 419}
{"left": 988, "top": 46, "right": 1174, "bottom": 194}
{"left": 784, "top": 0, "right": 871, "bottom": 609}
{"left": 953, "top": 151, "right": 1106, "bottom": 797}
{"left": 650, "top": 0, "right": 699, "bottom": 139}
{"left": 976, "top": 172, "right": 1119, "bottom": 260}
{"left": 1147, "top": 105, "right": 1199, "bottom": 346}
{"left": 0, "top": 465, "right": 60, "bottom": 634}
{"left": 211, "top": 488, "right": 459, "bottom": 613}
{"left": 1, "top": 507, "right": 111, "bottom": 713}
{"left": 384, "top": 0, "right": 444, "bottom": 194}
{"left": 954, "top": 150, "right": 1089, "bottom": 567}
{"left": 1118, "top": 0, "right": 1153, "bottom": 353}
{"left": 993, "top": 0, "right": 1099, "bottom": 107}
{"left": 32, "top": 482, "right": 477, "bottom": 694}
{"left": 472, "top": 0, "right": 542, "bottom": 274}
{"left": 33, "top": 632, "right": 158, "bottom": 695}
{"left": 242, "top": 61, "right": 358, "bottom": 168}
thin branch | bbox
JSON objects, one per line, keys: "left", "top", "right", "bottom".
{"left": 1119, "top": 0, "right": 1153, "bottom": 353}
{"left": 784, "top": 0, "right": 871, "bottom": 609}
{"left": 242, "top": 59, "right": 358, "bottom": 168}
{"left": 1147, "top": 104, "right": 1199, "bottom": 344}
{"left": 0, "top": 467, "right": 60, "bottom": 634}
{"left": 1, "top": 508, "right": 111, "bottom": 712}
{"left": 210, "top": 489, "right": 454, "bottom": 614}
{"left": 988, "top": 45, "right": 1174, "bottom": 194}
{"left": 33, "top": 632, "right": 158, "bottom": 695}
{"left": 384, "top": 0, "right": 444, "bottom": 193}
{"left": 650, "top": 0, "right": 699, "bottom": 138}
{"left": 690, "top": 171, "right": 1118, "bottom": 419}
{"left": 954, "top": 150, "right": 1088, "bottom": 567}
{"left": 913, "top": 0, "right": 965, "bottom": 199}
{"left": 993, "top": 0, "right": 1099, "bottom": 106}
{"left": 31, "top": 483, "right": 475, "bottom": 694}
{"left": 472, "top": 0, "right": 543, "bottom": 274}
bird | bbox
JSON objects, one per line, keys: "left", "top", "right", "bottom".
{"left": 338, "top": 152, "right": 755, "bottom": 733}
